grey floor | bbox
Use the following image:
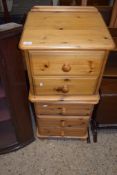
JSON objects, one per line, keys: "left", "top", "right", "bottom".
{"left": 0, "top": 129, "right": 117, "bottom": 175}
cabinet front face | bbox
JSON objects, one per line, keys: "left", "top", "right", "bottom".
{"left": 29, "top": 51, "right": 105, "bottom": 76}
{"left": 37, "top": 125, "right": 88, "bottom": 138}
{"left": 35, "top": 103, "right": 93, "bottom": 116}
{"left": 33, "top": 76, "right": 98, "bottom": 95}
{"left": 27, "top": 50, "right": 106, "bottom": 97}
{"left": 37, "top": 115, "right": 89, "bottom": 127}
{"left": 25, "top": 49, "right": 106, "bottom": 139}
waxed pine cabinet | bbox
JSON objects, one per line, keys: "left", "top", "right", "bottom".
{"left": 19, "top": 6, "right": 115, "bottom": 140}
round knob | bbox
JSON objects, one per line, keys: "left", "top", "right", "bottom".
{"left": 39, "top": 82, "right": 44, "bottom": 87}
{"left": 62, "top": 64, "right": 71, "bottom": 72}
{"left": 61, "top": 107, "right": 66, "bottom": 114}
{"left": 61, "top": 120, "right": 65, "bottom": 127}
{"left": 62, "top": 85, "right": 69, "bottom": 93}
{"left": 55, "top": 85, "right": 69, "bottom": 93}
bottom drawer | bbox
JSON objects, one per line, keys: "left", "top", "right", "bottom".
{"left": 37, "top": 115, "right": 89, "bottom": 127}
{"left": 37, "top": 126, "right": 87, "bottom": 138}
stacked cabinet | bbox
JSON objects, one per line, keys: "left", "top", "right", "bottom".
{"left": 20, "top": 6, "right": 114, "bottom": 140}
{"left": 0, "top": 24, "right": 34, "bottom": 154}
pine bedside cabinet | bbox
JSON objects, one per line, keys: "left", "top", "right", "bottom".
{"left": 19, "top": 6, "right": 115, "bottom": 140}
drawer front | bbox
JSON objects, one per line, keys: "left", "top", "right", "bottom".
{"left": 35, "top": 103, "right": 93, "bottom": 116}
{"left": 29, "top": 51, "right": 104, "bottom": 76}
{"left": 33, "top": 76, "right": 97, "bottom": 95}
{"left": 37, "top": 115, "right": 89, "bottom": 127}
{"left": 38, "top": 126, "right": 87, "bottom": 137}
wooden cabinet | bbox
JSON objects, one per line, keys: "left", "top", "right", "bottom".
{"left": 20, "top": 6, "right": 114, "bottom": 140}
{"left": 0, "top": 24, "right": 34, "bottom": 154}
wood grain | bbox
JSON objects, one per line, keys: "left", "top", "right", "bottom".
{"left": 33, "top": 76, "right": 98, "bottom": 95}
{"left": 19, "top": 6, "right": 115, "bottom": 139}
{"left": 37, "top": 126, "right": 88, "bottom": 138}
{"left": 29, "top": 50, "right": 104, "bottom": 76}
{"left": 29, "top": 92, "right": 100, "bottom": 104}
{"left": 35, "top": 103, "right": 93, "bottom": 116}
{"left": 19, "top": 6, "right": 115, "bottom": 50}
{"left": 36, "top": 115, "right": 89, "bottom": 127}
{"left": 31, "top": 6, "right": 98, "bottom": 12}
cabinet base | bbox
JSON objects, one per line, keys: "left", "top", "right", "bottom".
{"left": 37, "top": 129, "right": 88, "bottom": 140}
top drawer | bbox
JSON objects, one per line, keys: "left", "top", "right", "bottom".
{"left": 29, "top": 51, "right": 105, "bottom": 76}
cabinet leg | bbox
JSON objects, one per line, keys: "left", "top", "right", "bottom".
{"left": 93, "top": 129, "right": 97, "bottom": 143}
{"left": 87, "top": 127, "right": 90, "bottom": 143}
{"left": 91, "top": 119, "right": 97, "bottom": 143}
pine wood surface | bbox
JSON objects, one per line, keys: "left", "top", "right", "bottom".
{"left": 19, "top": 6, "right": 115, "bottom": 50}
{"left": 33, "top": 76, "right": 98, "bottom": 95}
{"left": 37, "top": 115, "right": 89, "bottom": 128}
{"left": 37, "top": 126, "right": 88, "bottom": 137}
{"left": 29, "top": 50, "right": 105, "bottom": 76}
{"left": 20, "top": 6, "right": 115, "bottom": 139}
{"left": 29, "top": 93, "right": 100, "bottom": 104}
{"left": 37, "top": 129, "right": 88, "bottom": 139}
{"left": 34, "top": 103, "right": 93, "bottom": 116}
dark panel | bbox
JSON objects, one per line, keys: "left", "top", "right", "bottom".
{"left": 87, "top": 0, "right": 110, "bottom": 5}
{"left": 0, "top": 26, "right": 34, "bottom": 153}
{"left": 104, "top": 51, "right": 117, "bottom": 77}
{"left": 0, "top": 98, "right": 11, "bottom": 122}
{"left": 59, "top": 0, "right": 74, "bottom": 5}
{"left": 97, "top": 6, "right": 112, "bottom": 26}
{"left": 0, "top": 80, "right": 5, "bottom": 98}
{"left": 0, "top": 120, "right": 17, "bottom": 149}
{"left": 100, "top": 78, "right": 117, "bottom": 94}
{"left": 96, "top": 95, "right": 117, "bottom": 124}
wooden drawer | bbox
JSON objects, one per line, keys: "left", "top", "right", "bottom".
{"left": 37, "top": 115, "right": 89, "bottom": 127}
{"left": 33, "top": 76, "right": 98, "bottom": 95}
{"left": 35, "top": 103, "right": 93, "bottom": 116}
{"left": 37, "top": 126, "right": 87, "bottom": 138}
{"left": 29, "top": 51, "right": 104, "bottom": 76}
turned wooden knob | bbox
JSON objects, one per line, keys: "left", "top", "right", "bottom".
{"left": 55, "top": 85, "right": 69, "bottom": 93}
{"left": 62, "top": 85, "right": 69, "bottom": 93}
{"left": 62, "top": 64, "right": 71, "bottom": 72}
{"left": 61, "top": 120, "right": 65, "bottom": 127}
{"left": 61, "top": 107, "right": 66, "bottom": 114}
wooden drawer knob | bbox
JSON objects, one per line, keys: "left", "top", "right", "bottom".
{"left": 61, "top": 120, "right": 65, "bottom": 127}
{"left": 62, "top": 107, "right": 66, "bottom": 114}
{"left": 55, "top": 85, "right": 69, "bottom": 93}
{"left": 62, "top": 64, "right": 71, "bottom": 72}
{"left": 62, "top": 85, "right": 69, "bottom": 93}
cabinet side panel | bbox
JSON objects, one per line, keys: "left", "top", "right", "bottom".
{"left": 24, "top": 51, "right": 34, "bottom": 95}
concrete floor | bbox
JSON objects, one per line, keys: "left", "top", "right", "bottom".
{"left": 0, "top": 129, "right": 117, "bottom": 175}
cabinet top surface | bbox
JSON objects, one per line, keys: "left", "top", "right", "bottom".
{"left": 19, "top": 6, "right": 115, "bottom": 50}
